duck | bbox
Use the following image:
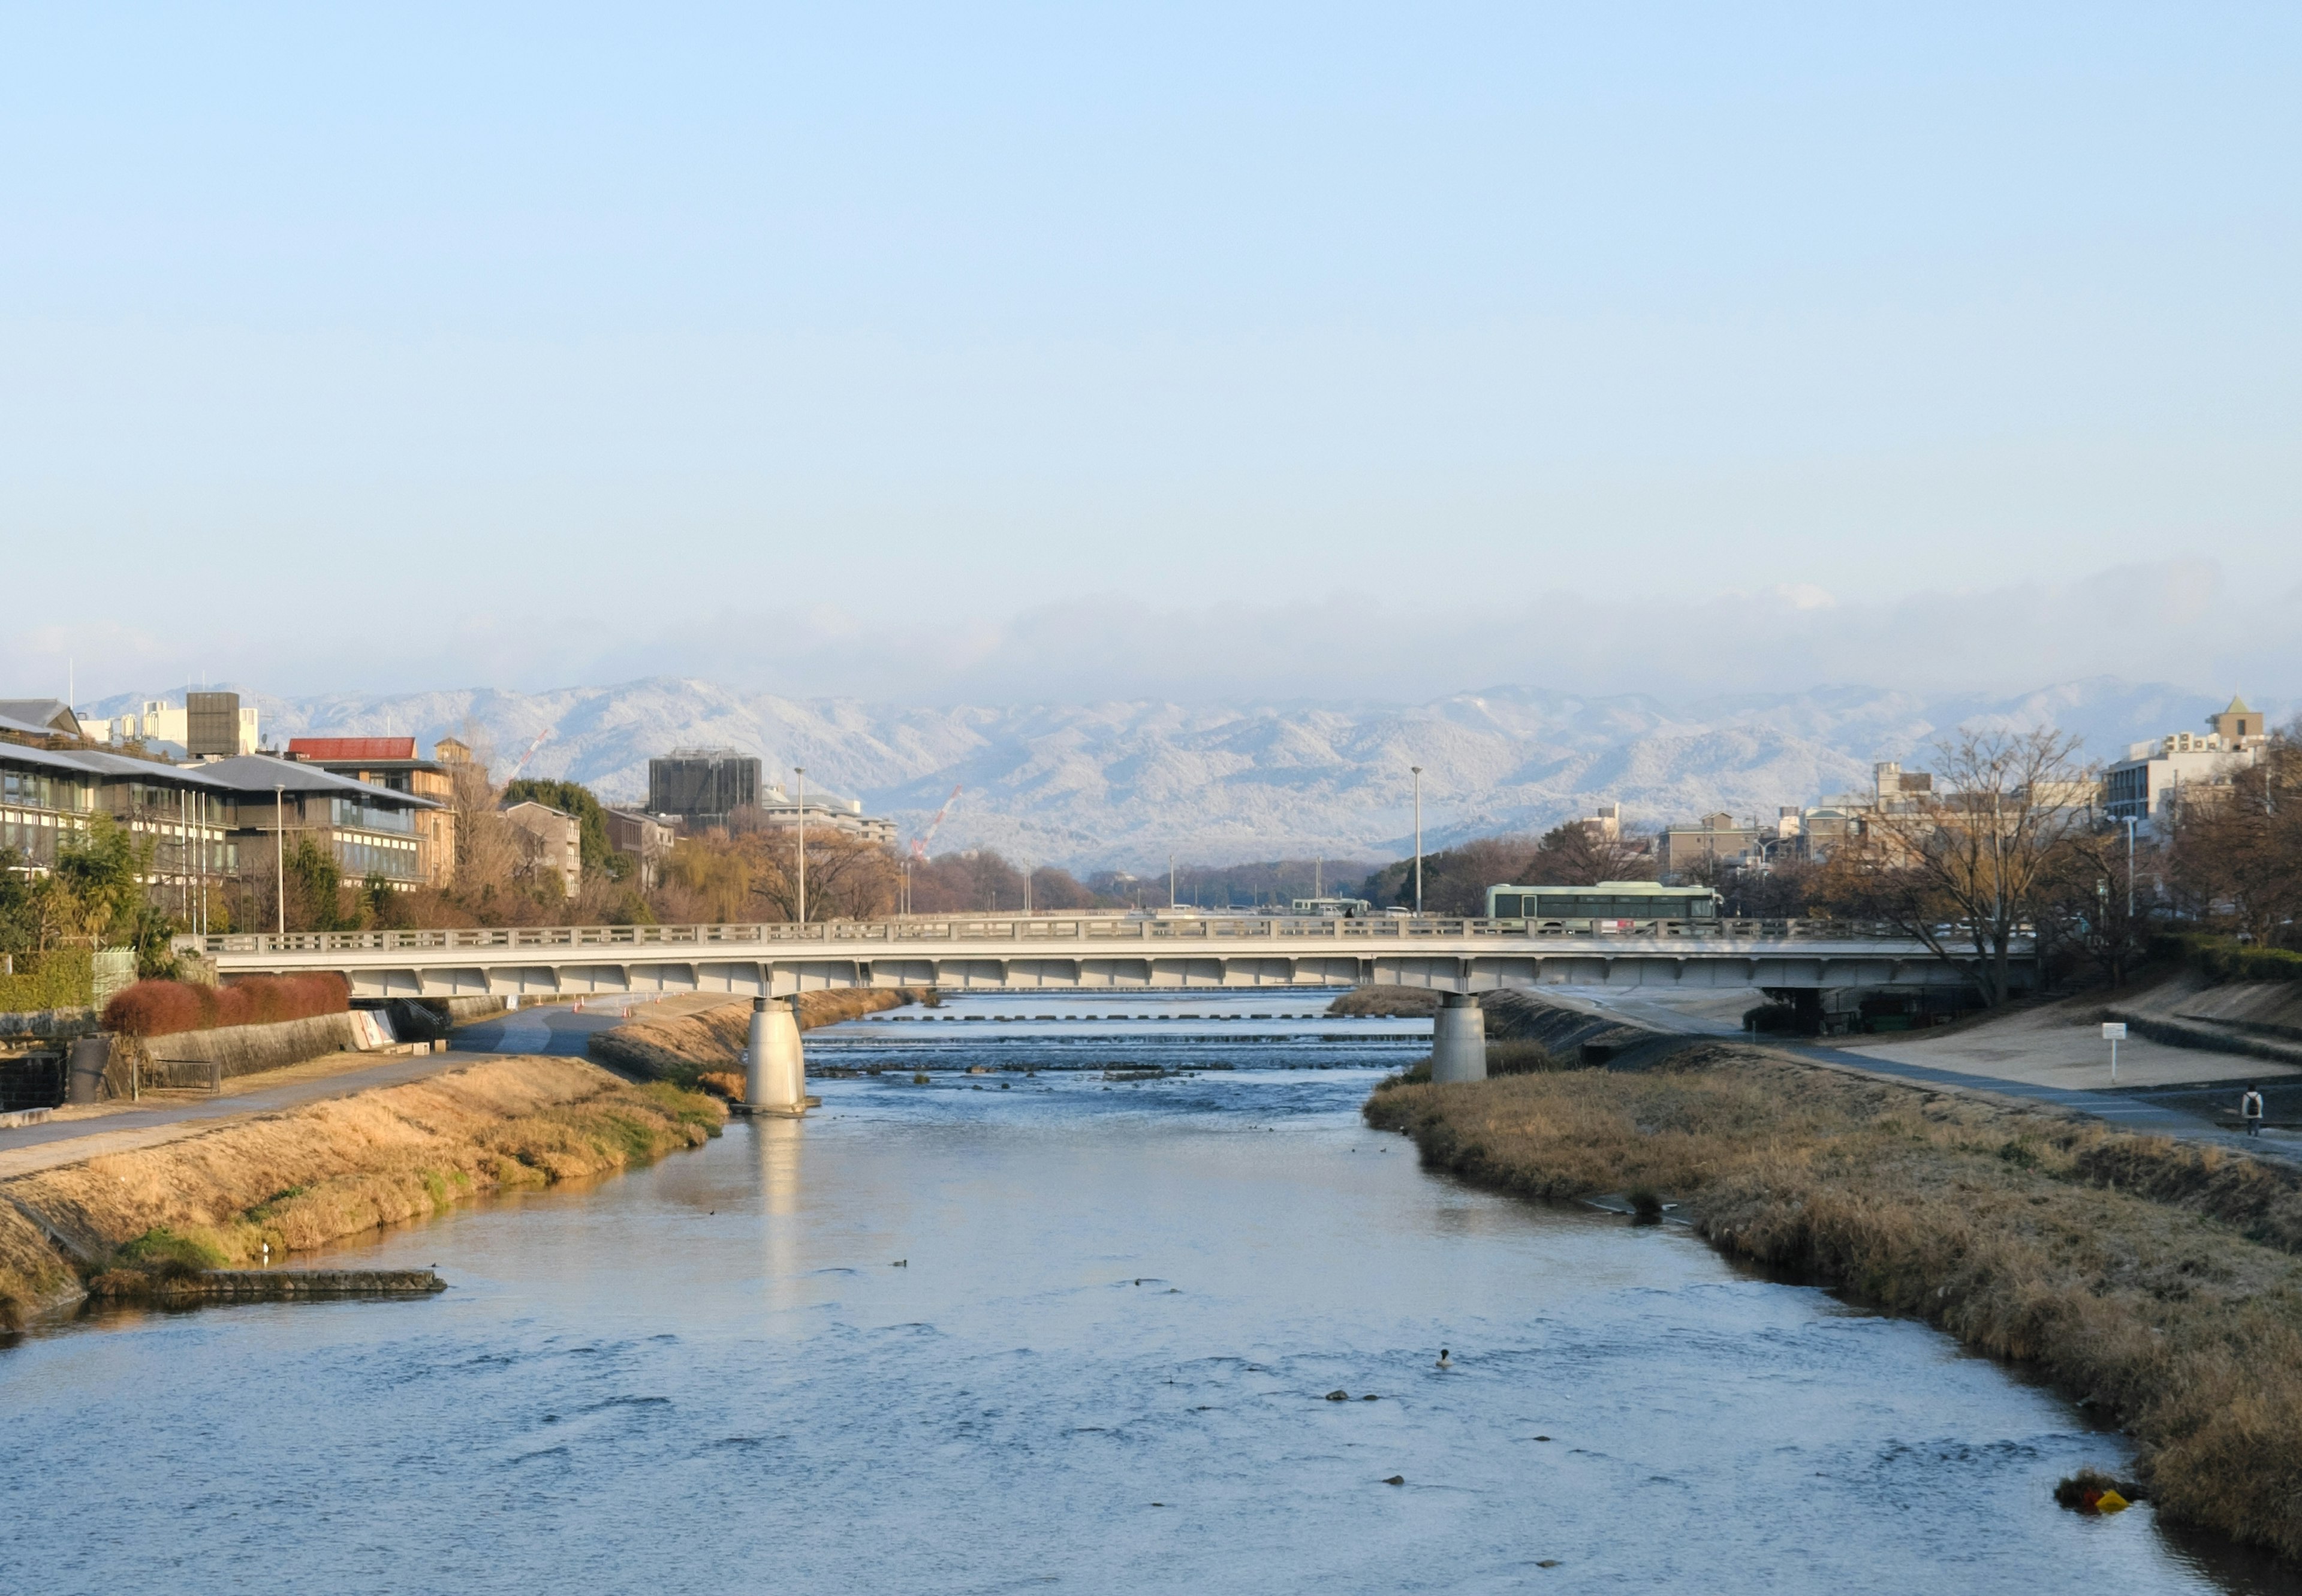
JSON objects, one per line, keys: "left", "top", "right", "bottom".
{"left": 1435, "top": 1348, "right": 1451, "bottom": 1369}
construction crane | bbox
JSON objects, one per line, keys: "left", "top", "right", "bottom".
{"left": 504, "top": 725, "right": 555, "bottom": 784}
{"left": 909, "top": 784, "right": 963, "bottom": 862}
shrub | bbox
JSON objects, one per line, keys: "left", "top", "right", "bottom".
{"left": 0, "top": 948, "right": 94, "bottom": 1012}
{"left": 102, "top": 973, "right": 350, "bottom": 1037}
{"left": 2158, "top": 933, "right": 2302, "bottom": 984}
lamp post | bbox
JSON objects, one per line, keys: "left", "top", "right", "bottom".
{"left": 793, "top": 766, "right": 807, "bottom": 926}
{"left": 2120, "top": 814, "right": 2138, "bottom": 923}
{"left": 274, "top": 784, "right": 287, "bottom": 936}
{"left": 1411, "top": 766, "right": 1424, "bottom": 916}
{"left": 1168, "top": 853, "right": 1176, "bottom": 911}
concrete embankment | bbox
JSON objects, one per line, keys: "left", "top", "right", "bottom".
{"left": 1365, "top": 1039, "right": 2302, "bottom": 1562}
{"left": 589, "top": 987, "right": 929, "bottom": 1088}
{"left": 0, "top": 1054, "right": 722, "bottom": 1329}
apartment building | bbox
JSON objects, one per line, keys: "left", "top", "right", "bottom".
{"left": 502, "top": 800, "right": 583, "bottom": 898}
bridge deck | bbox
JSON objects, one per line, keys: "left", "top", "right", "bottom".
{"left": 195, "top": 916, "right": 2024, "bottom": 1001}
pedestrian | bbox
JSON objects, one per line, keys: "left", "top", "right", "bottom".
{"left": 2242, "top": 1086, "right": 2266, "bottom": 1137}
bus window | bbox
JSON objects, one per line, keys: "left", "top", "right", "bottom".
{"left": 1492, "top": 893, "right": 1524, "bottom": 918}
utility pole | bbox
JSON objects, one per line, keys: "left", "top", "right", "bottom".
{"left": 1168, "top": 853, "right": 1176, "bottom": 910}
{"left": 794, "top": 767, "right": 807, "bottom": 926}
{"left": 1411, "top": 766, "right": 1424, "bottom": 916}
{"left": 274, "top": 784, "right": 287, "bottom": 937}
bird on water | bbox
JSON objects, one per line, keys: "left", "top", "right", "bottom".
{"left": 1435, "top": 1348, "right": 1451, "bottom": 1369}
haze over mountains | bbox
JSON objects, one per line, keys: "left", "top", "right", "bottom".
{"left": 91, "top": 677, "right": 2282, "bottom": 872}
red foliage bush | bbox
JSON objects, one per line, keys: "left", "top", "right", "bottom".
{"left": 102, "top": 974, "right": 350, "bottom": 1038}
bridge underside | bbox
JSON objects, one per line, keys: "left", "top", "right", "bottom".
{"left": 289, "top": 950, "right": 2000, "bottom": 1002}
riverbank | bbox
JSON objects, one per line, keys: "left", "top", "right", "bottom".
{"left": 1365, "top": 1042, "right": 2302, "bottom": 1562}
{"left": 0, "top": 1055, "right": 722, "bottom": 1328}
{"left": 587, "top": 987, "right": 930, "bottom": 1086}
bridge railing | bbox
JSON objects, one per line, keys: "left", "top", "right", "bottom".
{"left": 197, "top": 913, "right": 1948, "bottom": 959}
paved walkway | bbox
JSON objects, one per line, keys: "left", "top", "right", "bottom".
{"left": 0, "top": 996, "right": 684, "bottom": 1180}
{"left": 1785, "top": 1040, "right": 2300, "bottom": 1160}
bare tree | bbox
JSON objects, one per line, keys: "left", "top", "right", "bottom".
{"left": 2161, "top": 728, "right": 2302, "bottom": 948}
{"left": 1816, "top": 727, "right": 2092, "bottom": 1005}
{"left": 1523, "top": 821, "right": 1656, "bottom": 886}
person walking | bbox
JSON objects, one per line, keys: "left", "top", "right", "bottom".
{"left": 2241, "top": 1086, "right": 2266, "bottom": 1137}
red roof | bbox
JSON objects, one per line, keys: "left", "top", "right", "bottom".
{"left": 288, "top": 737, "right": 417, "bottom": 762}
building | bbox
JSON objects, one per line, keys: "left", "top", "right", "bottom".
{"left": 0, "top": 700, "right": 85, "bottom": 740}
{"left": 1, "top": 737, "right": 236, "bottom": 923}
{"left": 1655, "top": 812, "right": 1761, "bottom": 878}
{"left": 2103, "top": 695, "right": 2271, "bottom": 824}
{"left": 647, "top": 750, "right": 760, "bottom": 829}
{"left": 198, "top": 754, "right": 439, "bottom": 895}
{"left": 605, "top": 808, "right": 676, "bottom": 890}
{"left": 286, "top": 737, "right": 460, "bottom": 886}
{"left": 744, "top": 786, "right": 900, "bottom": 847}
{"left": 135, "top": 694, "right": 260, "bottom": 757}
{"left": 502, "top": 800, "right": 583, "bottom": 898}
{"left": 186, "top": 691, "right": 259, "bottom": 758}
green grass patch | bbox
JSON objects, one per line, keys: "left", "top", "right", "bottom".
{"left": 112, "top": 1225, "right": 226, "bottom": 1275}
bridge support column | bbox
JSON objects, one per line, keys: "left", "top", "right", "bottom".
{"left": 745, "top": 997, "right": 807, "bottom": 1113}
{"left": 1430, "top": 993, "right": 1486, "bottom": 1085}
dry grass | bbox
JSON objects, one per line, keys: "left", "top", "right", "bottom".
{"left": 0, "top": 1055, "right": 722, "bottom": 1326}
{"left": 1327, "top": 986, "right": 1441, "bottom": 1018}
{"left": 1366, "top": 1044, "right": 2302, "bottom": 1562}
{"left": 589, "top": 988, "right": 927, "bottom": 1085}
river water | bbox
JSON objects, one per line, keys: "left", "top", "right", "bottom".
{"left": 4, "top": 992, "right": 2294, "bottom": 1594}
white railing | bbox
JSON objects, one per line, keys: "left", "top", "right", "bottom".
{"left": 200, "top": 913, "right": 1950, "bottom": 959}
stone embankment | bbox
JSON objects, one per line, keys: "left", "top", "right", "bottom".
{"left": 589, "top": 987, "right": 929, "bottom": 1088}
{"left": 1366, "top": 1035, "right": 2302, "bottom": 1563}
{"left": 0, "top": 1055, "right": 722, "bottom": 1329}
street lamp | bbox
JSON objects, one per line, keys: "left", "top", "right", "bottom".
{"left": 274, "top": 784, "right": 287, "bottom": 937}
{"left": 793, "top": 767, "right": 808, "bottom": 926}
{"left": 2119, "top": 813, "right": 2138, "bottom": 923}
{"left": 1411, "top": 766, "right": 1424, "bottom": 916}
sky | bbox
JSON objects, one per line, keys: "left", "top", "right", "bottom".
{"left": 5, "top": 4, "right": 2299, "bottom": 707}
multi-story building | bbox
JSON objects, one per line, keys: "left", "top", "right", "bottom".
{"left": 137, "top": 693, "right": 260, "bottom": 757}
{"left": 502, "top": 800, "right": 583, "bottom": 898}
{"left": 647, "top": 750, "right": 760, "bottom": 829}
{"left": 286, "top": 737, "right": 459, "bottom": 886}
{"left": 2, "top": 731, "right": 236, "bottom": 926}
{"left": 745, "top": 787, "right": 900, "bottom": 847}
{"left": 199, "top": 754, "right": 438, "bottom": 893}
{"left": 605, "top": 808, "right": 676, "bottom": 890}
{"left": 1655, "top": 812, "right": 1761, "bottom": 878}
{"left": 2104, "top": 696, "right": 2271, "bottom": 824}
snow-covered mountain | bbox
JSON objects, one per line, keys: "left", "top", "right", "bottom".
{"left": 85, "top": 677, "right": 2278, "bottom": 870}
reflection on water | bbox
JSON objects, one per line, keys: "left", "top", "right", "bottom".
{"left": 2, "top": 992, "right": 2295, "bottom": 1594}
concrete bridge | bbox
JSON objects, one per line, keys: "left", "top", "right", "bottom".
{"left": 197, "top": 914, "right": 2023, "bottom": 1106}
{"left": 197, "top": 913, "right": 2011, "bottom": 1004}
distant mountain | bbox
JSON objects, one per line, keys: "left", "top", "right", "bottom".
{"left": 85, "top": 677, "right": 2280, "bottom": 871}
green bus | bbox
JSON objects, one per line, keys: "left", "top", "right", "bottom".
{"left": 1484, "top": 880, "right": 1721, "bottom": 923}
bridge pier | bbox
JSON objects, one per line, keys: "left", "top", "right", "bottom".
{"left": 745, "top": 997, "right": 807, "bottom": 1115}
{"left": 1430, "top": 993, "right": 1486, "bottom": 1085}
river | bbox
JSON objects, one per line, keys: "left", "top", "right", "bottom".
{"left": 3, "top": 992, "right": 2293, "bottom": 1594}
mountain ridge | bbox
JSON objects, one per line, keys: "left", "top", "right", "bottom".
{"left": 84, "top": 676, "right": 2281, "bottom": 871}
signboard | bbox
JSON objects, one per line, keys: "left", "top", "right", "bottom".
{"left": 2102, "top": 1022, "right": 2129, "bottom": 1040}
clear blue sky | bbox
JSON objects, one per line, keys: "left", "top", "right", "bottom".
{"left": 6, "top": 4, "right": 2298, "bottom": 704}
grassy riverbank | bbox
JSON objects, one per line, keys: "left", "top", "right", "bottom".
{"left": 588, "top": 987, "right": 929, "bottom": 1086}
{"left": 1366, "top": 1043, "right": 2302, "bottom": 1561}
{"left": 0, "top": 1056, "right": 722, "bottom": 1327}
